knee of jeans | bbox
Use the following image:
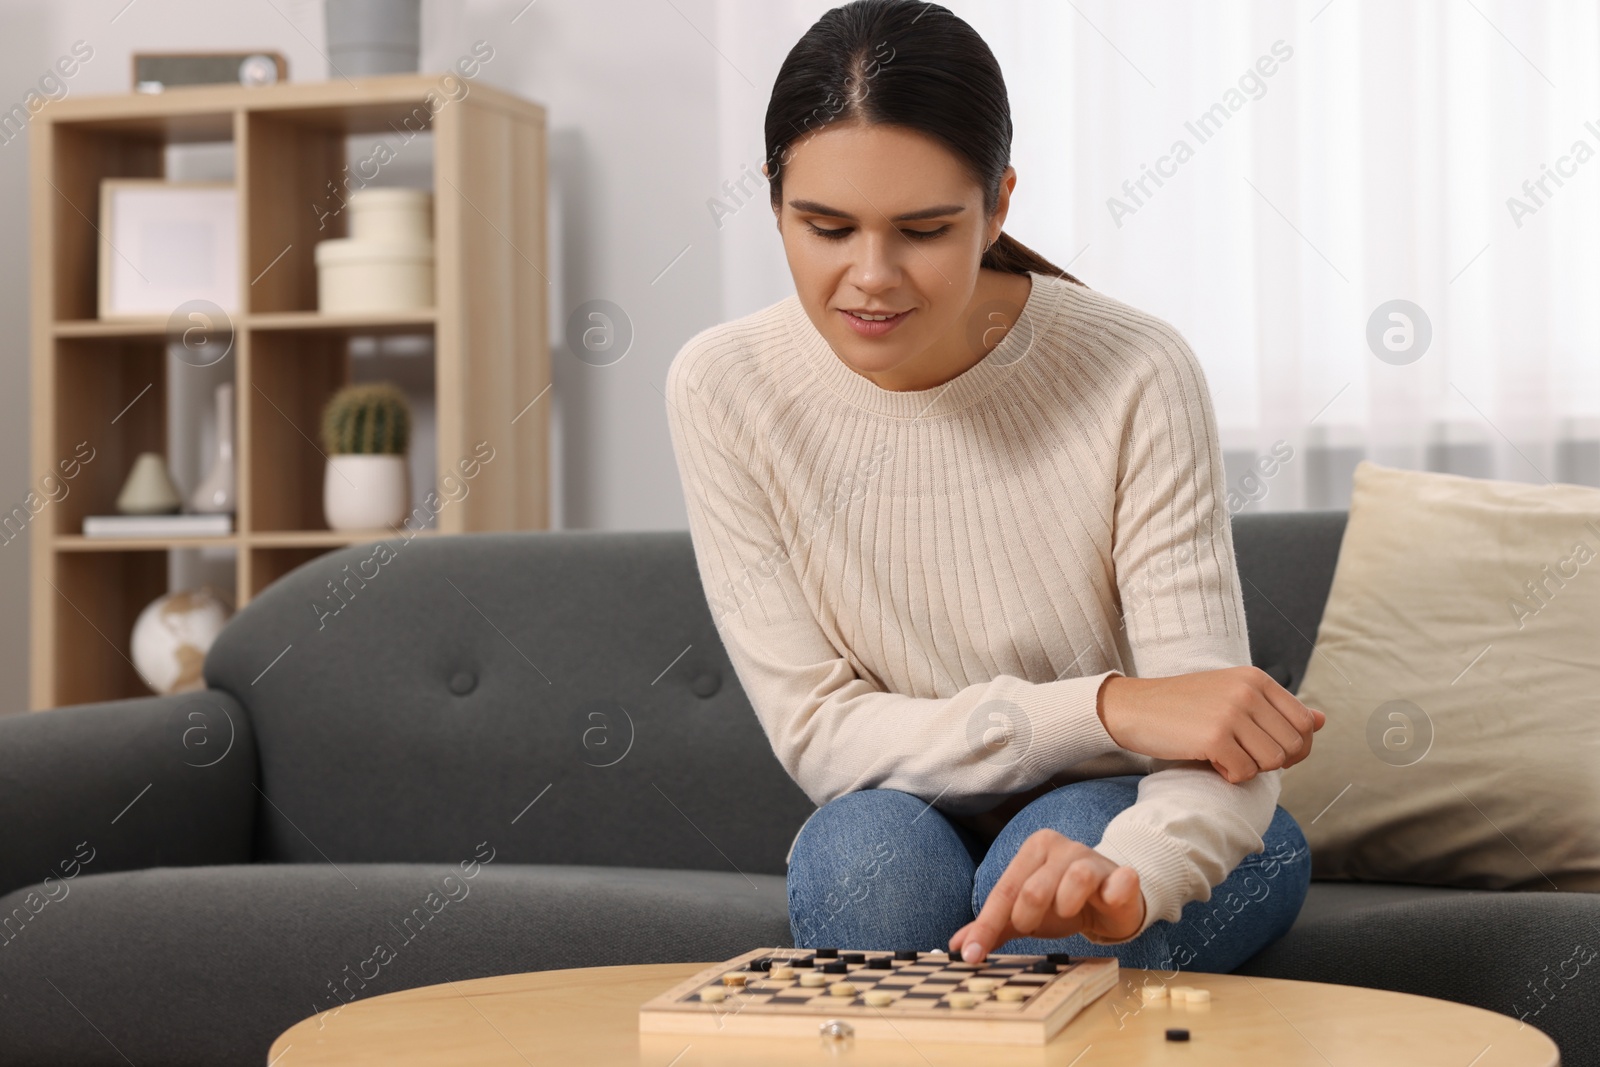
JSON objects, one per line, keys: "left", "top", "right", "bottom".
{"left": 789, "top": 789, "right": 929, "bottom": 869}
{"left": 1274, "top": 806, "right": 1313, "bottom": 881}
{"left": 980, "top": 777, "right": 1140, "bottom": 862}
{"left": 1240, "top": 806, "right": 1312, "bottom": 892}
{"left": 1064, "top": 775, "right": 1144, "bottom": 818}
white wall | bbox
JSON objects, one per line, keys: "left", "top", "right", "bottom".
{"left": 0, "top": 0, "right": 728, "bottom": 711}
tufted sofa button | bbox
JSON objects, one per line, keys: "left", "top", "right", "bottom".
{"left": 449, "top": 671, "right": 478, "bottom": 696}
{"left": 689, "top": 670, "right": 721, "bottom": 698}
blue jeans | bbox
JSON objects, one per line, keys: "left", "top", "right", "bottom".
{"left": 786, "top": 775, "right": 1310, "bottom": 974}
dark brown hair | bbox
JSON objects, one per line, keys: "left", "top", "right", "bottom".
{"left": 764, "top": 0, "right": 1086, "bottom": 286}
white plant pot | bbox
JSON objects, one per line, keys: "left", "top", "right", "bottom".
{"left": 323, "top": 454, "right": 409, "bottom": 530}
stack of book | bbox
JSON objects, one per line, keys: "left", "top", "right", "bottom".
{"left": 82, "top": 514, "right": 233, "bottom": 538}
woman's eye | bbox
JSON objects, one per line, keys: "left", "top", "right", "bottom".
{"left": 805, "top": 223, "right": 951, "bottom": 241}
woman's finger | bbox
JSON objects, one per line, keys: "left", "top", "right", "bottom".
{"left": 1244, "top": 693, "right": 1313, "bottom": 767}
{"left": 1258, "top": 682, "right": 1322, "bottom": 748}
{"left": 957, "top": 900, "right": 1018, "bottom": 962}
{"left": 1049, "top": 856, "right": 1102, "bottom": 927}
{"left": 1233, "top": 715, "right": 1292, "bottom": 772}
{"left": 1207, "top": 732, "right": 1258, "bottom": 783}
{"left": 1083, "top": 865, "right": 1143, "bottom": 941}
{"left": 956, "top": 837, "right": 1047, "bottom": 961}
{"left": 1010, "top": 850, "right": 1075, "bottom": 934}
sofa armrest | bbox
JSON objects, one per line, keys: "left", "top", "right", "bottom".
{"left": 0, "top": 689, "right": 257, "bottom": 900}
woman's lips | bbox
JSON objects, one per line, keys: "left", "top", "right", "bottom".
{"left": 840, "top": 308, "right": 912, "bottom": 337}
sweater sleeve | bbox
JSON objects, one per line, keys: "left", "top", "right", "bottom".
{"left": 664, "top": 343, "right": 1125, "bottom": 817}
{"left": 1083, "top": 323, "right": 1279, "bottom": 945}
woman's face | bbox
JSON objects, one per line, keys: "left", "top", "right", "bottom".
{"left": 767, "top": 121, "right": 1017, "bottom": 391}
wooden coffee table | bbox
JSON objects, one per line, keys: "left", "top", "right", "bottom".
{"left": 267, "top": 962, "right": 1560, "bottom": 1065}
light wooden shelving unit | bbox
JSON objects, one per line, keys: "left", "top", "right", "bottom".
{"left": 28, "top": 74, "right": 549, "bottom": 710}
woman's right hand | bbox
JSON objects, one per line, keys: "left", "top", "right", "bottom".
{"left": 1096, "top": 666, "right": 1325, "bottom": 783}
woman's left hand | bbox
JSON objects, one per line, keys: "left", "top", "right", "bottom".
{"left": 947, "top": 829, "right": 1146, "bottom": 962}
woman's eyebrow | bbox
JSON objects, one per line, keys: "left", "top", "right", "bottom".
{"left": 786, "top": 199, "right": 967, "bottom": 222}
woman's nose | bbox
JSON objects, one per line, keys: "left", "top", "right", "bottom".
{"left": 847, "top": 231, "right": 905, "bottom": 291}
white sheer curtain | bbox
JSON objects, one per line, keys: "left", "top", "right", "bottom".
{"left": 712, "top": 0, "right": 1600, "bottom": 508}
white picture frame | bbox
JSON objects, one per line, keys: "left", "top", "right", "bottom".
{"left": 98, "top": 179, "right": 239, "bottom": 320}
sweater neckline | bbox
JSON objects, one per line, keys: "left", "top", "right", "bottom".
{"left": 782, "top": 270, "right": 1056, "bottom": 419}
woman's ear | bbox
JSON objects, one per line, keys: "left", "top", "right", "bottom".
{"left": 994, "top": 165, "right": 1018, "bottom": 221}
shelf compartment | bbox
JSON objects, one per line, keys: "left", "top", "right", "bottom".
{"left": 240, "top": 88, "right": 440, "bottom": 316}
{"left": 52, "top": 338, "right": 169, "bottom": 537}
{"left": 48, "top": 550, "right": 168, "bottom": 706}
{"left": 45, "top": 124, "right": 168, "bottom": 322}
{"left": 241, "top": 112, "right": 348, "bottom": 315}
{"left": 245, "top": 329, "right": 348, "bottom": 532}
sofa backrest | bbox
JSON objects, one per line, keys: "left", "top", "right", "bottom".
{"left": 204, "top": 530, "right": 815, "bottom": 876}
{"left": 204, "top": 512, "right": 1346, "bottom": 875}
{"left": 1229, "top": 509, "right": 1348, "bottom": 694}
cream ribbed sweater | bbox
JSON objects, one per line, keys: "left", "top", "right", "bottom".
{"left": 663, "top": 270, "right": 1279, "bottom": 944}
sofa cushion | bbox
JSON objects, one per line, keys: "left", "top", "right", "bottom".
{"left": 1238, "top": 881, "right": 1600, "bottom": 1064}
{"left": 1280, "top": 461, "right": 1600, "bottom": 890}
{"left": 0, "top": 863, "right": 788, "bottom": 1067}
{"left": 1284, "top": 877, "right": 1495, "bottom": 922}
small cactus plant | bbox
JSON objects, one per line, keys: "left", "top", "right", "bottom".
{"left": 320, "top": 382, "right": 411, "bottom": 456}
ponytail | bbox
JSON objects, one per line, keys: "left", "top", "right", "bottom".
{"left": 983, "top": 231, "right": 1088, "bottom": 288}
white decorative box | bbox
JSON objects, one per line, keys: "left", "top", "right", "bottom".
{"left": 315, "top": 238, "right": 434, "bottom": 312}
{"left": 314, "top": 187, "right": 435, "bottom": 313}
{"left": 348, "top": 187, "right": 432, "bottom": 243}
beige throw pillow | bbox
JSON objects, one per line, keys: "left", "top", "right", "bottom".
{"left": 1277, "top": 459, "right": 1600, "bottom": 890}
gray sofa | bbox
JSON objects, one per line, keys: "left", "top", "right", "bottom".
{"left": 1, "top": 511, "right": 1589, "bottom": 1064}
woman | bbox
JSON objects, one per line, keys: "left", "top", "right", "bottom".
{"left": 664, "top": 0, "right": 1324, "bottom": 975}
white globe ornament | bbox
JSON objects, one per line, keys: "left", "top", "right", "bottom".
{"left": 130, "top": 588, "right": 232, "bottom": 695}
